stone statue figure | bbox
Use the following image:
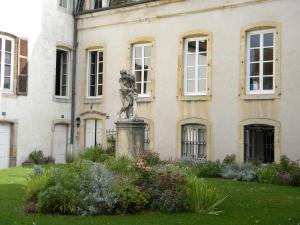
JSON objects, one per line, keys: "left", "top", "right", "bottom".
{"left": 118, "top": 70, "right": 137, "bottom": 120}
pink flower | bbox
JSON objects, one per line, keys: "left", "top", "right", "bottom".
{"left": 145, "top": 166, "right": 151, "bottom": 172}
{"left": 136, "top": 159, "right": 144, "bottom": 168}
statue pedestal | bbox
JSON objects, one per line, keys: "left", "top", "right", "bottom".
{"left": 115, "top": 119, "right": 146, "bottom": 158}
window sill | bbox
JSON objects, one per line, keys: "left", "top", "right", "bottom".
{"left": 84, "top": 97, "right": 103, "bottom": 104}
{"left": 177, "top": 95, "right": 211, "bottom": 101}
{"left": 0, "top": 91, "right": 16, "bottom": 98}
{"left": 137, "top": 96, "right": 154, "bottom": 103}
{"left": 53, "top": 96, "right": 71, "bottom": 103}
{"left": 240, "top": 93, "right": 280, "bottom": 100}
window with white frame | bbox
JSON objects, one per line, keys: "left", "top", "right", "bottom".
{"left": 0, "top": 35, "right": 14, "bottom": 91}
{"left": 184, "top": 37, "right": 208, "bottom": 96}
{"left": 58, "top": 0, "right": 68, "bottom": 8}
{"left": 55, "top": 49, "right": 69, "bottom": 97}
{"left": 87, "top": 50, "right": 103, "bottom": 97}
{"left": 247, "top": 29, "right": 275, "bottom": 94}
{"left": 132, "top": 43, "right": 151, "bottom": 97}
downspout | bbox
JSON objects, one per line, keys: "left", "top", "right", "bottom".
{"left": 70, "top": 0, "right": 79, "bottom": 152}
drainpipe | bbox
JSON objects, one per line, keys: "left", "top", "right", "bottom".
{"left": 70, "top": 0, "right": 79, "bottom": 153}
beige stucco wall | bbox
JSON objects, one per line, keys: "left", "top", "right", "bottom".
{"left": 75, "top": 0, "right": 300, "bottom": 161}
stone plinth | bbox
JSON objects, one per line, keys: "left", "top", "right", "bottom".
{"left": 115, "top": 119, "right": 146, "bottom": 157}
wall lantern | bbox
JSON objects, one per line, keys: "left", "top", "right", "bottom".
{"left": 75, "top": 117, "right": 81, "bottom": 128}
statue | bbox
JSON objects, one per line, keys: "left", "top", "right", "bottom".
{"left": 118, "top": 70, "right": 137, "bottom": 120}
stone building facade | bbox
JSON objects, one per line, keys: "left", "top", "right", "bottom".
{"left": 0, "top": 0, "right": 299, "bottom": 168}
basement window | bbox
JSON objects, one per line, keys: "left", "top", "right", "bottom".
{"left": 58, "top": 0, "right": 68, "bottom": 9}
{"left": 91, "top": 0, "right": 109, "bottom": 9}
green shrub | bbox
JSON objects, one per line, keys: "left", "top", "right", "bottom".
{"left": 115, "top": 183, "right": 148, "bottom": 214}
{"left": 150, "top": 171, "right": 189, "bottom": 213}
{"left": 277, "top": 155, "right": 293, "bottom": 172}
{"left": 223, "top": 154, "right": 236, "bottom": 165}
{"left": 290, "top": 167, "right": 300, "bottom": 186}
{"left": 139, "top": 151, "right": 160, "bottom": 166}
{"left": 29, "top": 150, "right": 44, "bottom": 164}
{"left": 256, "top": 164, "right": 278, "bottom": 183}
{"left": 37, "top": 165, "right": 84, "bottom": 214}
{"left": 79, "top": 146, "right": 114, "bottom": 163}
{"left": 196, "top": 161, "right": 221, "bottom": 178}
{"left": 105, "top": 155, "right": 133, "bottom": 176}
{"left": 187, "top": 177, "right": 227, "bottom": 215}
{"left": 24, "top": 166, "right": 49, "bottom": 204}
{"left": 66, "top": 152, "right": 75, "bottom": 163}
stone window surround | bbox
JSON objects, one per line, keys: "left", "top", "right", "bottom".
{"left": 82, "top": 43, "right": 107, "bottom": 104}
{"left": 78, "top": 111, "right": 107, "bottom": 151}
{"left": 176, "top": 117, "right": 212, "bottom": 160}
{"left": 177, "top": 30, "right": 212, "bottom": 102}
{"left": 239, "top": 21, "right": 281, "bottom": 100}
{"left": 239, "top": 118, "right": 281, "bottom": 163}
{"left": 127, "top": 37, "right": 155, "bottom": 103}
{"left": 53, "top": 44, "right": 72, "bottom": 103}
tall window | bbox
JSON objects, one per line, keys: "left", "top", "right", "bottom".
{"left": 88, "top": 50, "right": 103, "bottom": 97}
{"left": 132, "top": 43, "right": 151, "bottom": 97}
{"left": 181, "top": 124, "right": 207, "bottom": 160}
{"left": 247, "top": 29, "right": 275, "bottom": 94}
{"left": 0, "top": 35, "right": 14, "bottom": 91}
{"left": 55, "top": 49, "right": 69, "bottom": 97}
{"left": 184, "top": 37, "right": 208, "bottom": 95}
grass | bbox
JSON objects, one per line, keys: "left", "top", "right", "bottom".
{"left": 0, "top": 166, "right": 300, "bottom": 225}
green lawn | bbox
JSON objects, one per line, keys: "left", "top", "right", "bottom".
{"left": 0, "top": 167, "right": 300, "bottom": 225}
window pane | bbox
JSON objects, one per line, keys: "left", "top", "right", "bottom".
{"left": 91, "top": 63, "right": 96, "bottom": 74}
{"left": 135, "top": 59, "right": 142, "bottom": 70}
{"left": 98, "top": 74, "right": 103, "bottom": 84}
{"left": 187, "top": 80, "right": 195, "bottom": 93}
{"left": 250, "top": 34, "right": 260, "bottom": 48}
{"left": 250, "top": 77, "right": 259, "bottom": 91}
{"left": 187, "top": 54, "right": 196, "bottom": 66}
{"left": 263, "top": 77, "right": 273, "bottom": 90}
{"left": 4, "top": 65, "right": 10, "bottom": 76}
{"left": 98, "top": 52, "right": 103, "bottom": 61}
{"left": 5, "top": 40, "right": 11, "bottom": 52}
{"left": 144, "top": 46, "right": 151, "bottom": 57}
{"left": 90, "top": 52, "right": 97, "bottom": 63}
{"left": 198, "top": 40, "right": 207, "bottom": 52}
{"left": 263, "top": 48, "right": 273, "bottom": 61}
{"left": 134, "top": 46, "right": 142, "bottom": 58}
{"left": 198, "top": 66, "right": 206, "bottom": 79}
{"left": 62, "top": 75, "right": 67, "bottom": 85}
{"left": 264, "top": 33, "right": 274, "bottom": 47}
{"left": 90, "top": 75, "right": 95, "bottom": 86}
{"left": 89, "top": 85, "right": 95, "bottom": 96}
{"left": 198, "top": 53, "right": 207, "bottom": 65}
{"left": 0, "top": 38, "right": 2, "bottom": 50}
{"left": 98, "top": 85, "right": 102, "bottom": 95}
{"left": 136, "top": 82, "right": 141, "bottom": 94}
{"left": 4, "top": 77, "right": 10, "bottom": 89}
{"left": 144, "top": 70, "right": 150, "bottom": 82}
{"left": 187, "top": 41, "right": 196, "bottom": 53}
{"left": 250, "top": 63, "right": 259, "bottom": 76}
{"left": 187, "top": 67, "right": 195, "bottom": 79}
{"left": 144, "top": 58, "right": 150, "bottom": 70}
{"left": 98, "top": 62, "right": 103, "bottom": 72}
{"left": 198, "top": 79, "right": 206, "bottom": 92}
{"left": 63, "top": 63, "right": 67, "bottom": 74}
{"left": 5, "top": 53, "right": 11, "bottom": 64}
{"left": 263, "top": 62, "right": 273, "bottom": 75}
{"left": 250, "top": 49, "right": 259, "bottom": 62}
{"left": 135, "top": 71, "right": 142, "bottom": 82}
{"left": 61, "top": 86, "right": 66, "bottom": 96}
{"left": 143, "top": 82, "right": 151, "bottom": 95}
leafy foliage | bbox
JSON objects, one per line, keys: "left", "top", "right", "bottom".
{"left": 29, "top": 151, "right": 44, "bottom": 164}
{"left": 196, "top": 161, "right": 221, "bottom": 178}
{"left": 187, "top": 177, "right": 227, "bottom": 215}
{"left": 79, "top": 146, "right": 115, "bottom": 163}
